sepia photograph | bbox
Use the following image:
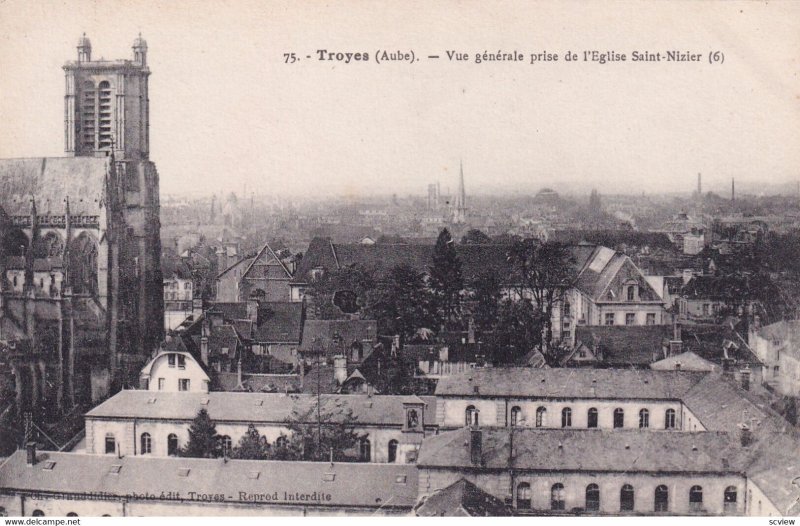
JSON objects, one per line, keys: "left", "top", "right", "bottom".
{"left": 0, "top": 0, "right": 799, "bottom": 520}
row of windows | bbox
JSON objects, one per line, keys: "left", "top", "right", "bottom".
{"left": 132, "top": 433, "right": 395, "bottom": 462}
{"left": 467, "top": 406, "right": 678, "bottom": 429}
{"left": 155, "top": 377, "right": 191, "bottom": 391}
{"left": 516, "top": 483, "right": 738, "bottom": 513}
{"left": 604, "top": 312, "right": 657, "bottom": 326}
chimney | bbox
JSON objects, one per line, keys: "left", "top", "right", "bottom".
{"left": 200, "top": 337, "right": 209, "bottom": 366}
{"left": 469, "top": 429, "right": 482, "bottom": 466}
{"left": 740, "top": 367, "right": 751, "bottom": 391}
{"left": 467, "top": 319, "right": 475, "bottom": 344}
{"left": 26, "top": 441, "right": 37, "bottom": 466}
{"left": 246, "top": 299, "right": 258, "bottom": 322}
{"left": 333, "top": 355, "right": 347, "bottom": 385}
{"left": 739, "top": 423, "right": 753, "bottom": 447}
{"left": 236, "top": 359, "right": 243, "bottom": 388}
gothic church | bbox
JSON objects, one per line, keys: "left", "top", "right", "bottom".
{"left": 0, "top": 35, "right": 163, "bottom": 413}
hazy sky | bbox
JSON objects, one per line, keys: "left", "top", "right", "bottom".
{"left": 0, "top": 0, "right": 798, "bottom": 198}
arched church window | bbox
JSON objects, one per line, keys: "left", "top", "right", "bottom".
{"left": 3, "top": 227, "right": 29, "bottom": 257}
{"left": 68, "top": 232, "right": 98, "bottom": 295}
{"left": 34, "top": 231, "right": 64, "bottom": 258}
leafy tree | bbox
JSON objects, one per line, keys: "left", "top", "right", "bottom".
{"left": 507, "top": 240, "right": 576, "bottom": 351}
{"left": 369, "top": 264, "right": 439, "bottom": 341}
{"left": 281, "top": 407, "right": 365, "bottom": 462}
{"left": 307, "top": 265, "right": 376, "bottom": 319}
{"left": 230, "top": 424, "right": 269, "bottom": 460}
{"left": 486, "top": 298, "right": 543, "bottom": 364}
{"left": 429, "top": 228, "right": 463, "bottom": 324}
{"left": 461, "top": 229, "right": 492, "bottom": 245}
{"left": 469, "top": 273, "right": 503, "bottom": 333}
{"left": 181, "top": 408, "right": 222, "bottom": 458}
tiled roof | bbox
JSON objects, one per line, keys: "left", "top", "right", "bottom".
{"left": 85, "top": 390, "right": 435, "bottom": 428}
{"left": 650, "top": 351, "right": 718, "bottom": 372}
{"left": 252, "top": 302, "right": 304, "bottom": 343}
{"left": 434, "top": 368, "right": 705, "bottom": 400}
{"left": 0, "top": 157, "right": 108, "bottom": 215}
{"left": 300, "top": 319, "right": 378, "bottom": 352}
{"left": 415, "top": 478, "right": 512, "bottom": 517}
{"left": 206, "top": 302, "right": 249, "bottom": 320}
{"left": 216, "top": 372, "right": 302, "bottom": 393}
{"left": 572, "top": 325, "right": 671, "bottom": 366}
{"left": 417, "top": 427, "right": 748, "bottom": 474}
{"left": 0, "top": 450, "right": 418, "bottom": 510}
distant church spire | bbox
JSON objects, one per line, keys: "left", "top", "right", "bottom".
{"left": 453, "top": 160, "right": 467, "bottom": 224}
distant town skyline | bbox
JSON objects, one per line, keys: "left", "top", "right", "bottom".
{"left": 1, "top": 0, "right": 798, "bottom": 198}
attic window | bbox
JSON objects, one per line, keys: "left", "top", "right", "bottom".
{"left": 395, "top": 475, "right": 407, "bottom": 484}
{"left": 322, "top": 472, "right": 336, "bottom": 482}
{"left": 178, "top": 468, "right": 191, "bottom": 477}
{"left": 201, "top": 398, "right": 210, "bottom": 405}
{"left": 42, "top": 461, "right": 56, "bottom": 471}
{"left": 247, "top": 471, "right": 260, "bottom": 480}
{"left": 108, "top": 464, "right": 122, "bottom": 475}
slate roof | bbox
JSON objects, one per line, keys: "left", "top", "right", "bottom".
{"left": 417, "top": 427, "right": 748, "bottom": 474}
{"left": 415, "top": 478, "right": 512, "bottom": 517}
{"left": 300, "top": 319, "right": 378, "bottom": 353}
{"left": 0, "top": 451, "right": 418, "bottom": 511}
{"left": 434, "top": 368, "right": 705, "bottom": 400}
{"left": 681, "top": 323, "right": 763, "bottom": 366}
{"left": 206, "top": 302, "right": 249, "bottom": 320}
{"left": 572, "top": 325, "right": 671, "bottom": 366}
{"left": 252, "top": 302, "right": 304, "bottom": 344}
{"left": 650, "top": 351, "right": 718, "bottom": 372}
{"left": 0, "top": 157, "right": 108, "bottom": 215}
{"left": 85, "top": 390, "right": 436, "bottom": 428}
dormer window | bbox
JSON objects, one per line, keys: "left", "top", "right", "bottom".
{"left": 177, "top": 355, "right": 186, "bottom": 369}
{"left": 168, "top": 354, "right": 176, "bottom": 368}
{"left": 310, "top": 267, "right": 325, "bottom": 282}
{"left": 627, "top": 285, "right": 637, "bottom": 301}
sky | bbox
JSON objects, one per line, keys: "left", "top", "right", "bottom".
{"left": 0, "top": 0, "right": 798, "bottom": 198}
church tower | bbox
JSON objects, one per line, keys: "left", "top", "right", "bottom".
{"left": 64, "top": 34, "right": 150, "bottom": 161}
{"left": 452, "top": 161, "right": 468, "bottom": 224}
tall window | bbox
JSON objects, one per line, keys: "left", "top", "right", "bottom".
{"left": 625, "top": 313, "right": 636, "bottom": 326}
{"left": 98, "top": 81, "right": 112, "bottom": 149}
{"left": 551, "top": 483, "right": 566, "bottom": 511}
{"left": 81, "top": 80, "right": 95, "bottom": 150}
{"left": 167, "top": 434, "right": 179, "bottom": 456}
{"left": 604, "top": 313, "right": 615, "bottom": 326}
{"left": 665, "top": 409, "right": 676, "bottom": 429}
{"left": 613, "top": 408, "right": 624, "bottom": 428}
{"left": 177, "top": 355, "right": 186, "bottom": 369}
{"left": 140, "top": 433, "right": 152, "bottom": 454}
{"left": 620, "top": 484, "right": 635, "bottom": 512}
{"left": 561, "top": 407, "right": 572, "bottom": 428}
{"left": 158, "top": 378, "right": 165, "bottom": 391}
{"left": 646, "top": 313, "right": 656, "bottom": 325}
{"left": 563, "top": 302, "right": 571, "bottom": 316}
{"left": 517, "top": 483, "right": 532, "bottom": 509}
{"left": 168, "top": 354, "right": 176, "bottom": 367}
{"left": 689, "top": 486, "right": 703, "bottom": 512}
{"left": 627, "top": 285, "right": 636, "bottom": 301}
{"left": 511, "top": 406, "right": 522, "bottom": 427}
{"left": 587, "top": 408, "right": 598, "bottom": 428}
{"left": 586, "top": 484, "right": 600, "bottom": 511}
{"left": 104, "top": 433, "right": 116, "bottom": 455}
{"left": 221, "top": 435, "right": 232, "bottom": 456}
{"left": 536, "top": 407, "right": 547, "bottom": 427}
{"left": 654, "top": 485, "right": 669, "bottom": 512}
{"left": 68, "top": 232, "right": 99, "bottom": 295}
{"left": 179, "top": 379, "right": 190, "bottom": 391}
{"left": 465, "top": 405, "right": 479, "bottom": 426}
{"left": 723, "top": 486, "right": 737, "bottom": 515}
{"left": 359, "top": 438, "right": 371, "bottom": 462}
{"left": 388, "top": 440, "right": 398, "bottom": 463}
{"left": 639, "top": 409, "right": 650, "bottom": 428}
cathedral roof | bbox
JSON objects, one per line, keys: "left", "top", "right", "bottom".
{"left": 0, "top": 157, "right": 108, "bottom": 216}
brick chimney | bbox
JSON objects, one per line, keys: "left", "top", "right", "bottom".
{"left": 469, "top": 429, "right": 482, "bottom": 466}
{"left": 739, "top": 423, "right": 753, "bottom": 447}
{"left": 333, "top": 355, "right": 347, "bottom": 385}
{"left": 26, "top": 441, "right": 37, "bottom": 466}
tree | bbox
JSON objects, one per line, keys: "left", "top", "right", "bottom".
{"left": 507, "top": 240, "right": 577, "bottom": 352}
{"left": 461, "top": 229, "right": 492, "bottom": 245}
{"left": 181, "top": 408, "right": 222, "bottom": 458}
{"left": 487, "top": 298, "right": 543, "bottom": 364}
{"left": 281, "top": 407, "right": 365, "bottom": 462}
{"left": 469, "top": 273, "right": 503, "bottom": 333}
{"left": 307, "top": 265, "right": 376, "bottom": 319}
{"left": 429, "top": 228, "right": 463, "bottom": 325}
{"left": 369, "top": 264, "right": 439, "bottom": 341}
{"left": 230, "top": 424, "right": 269, "bottom": 460}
